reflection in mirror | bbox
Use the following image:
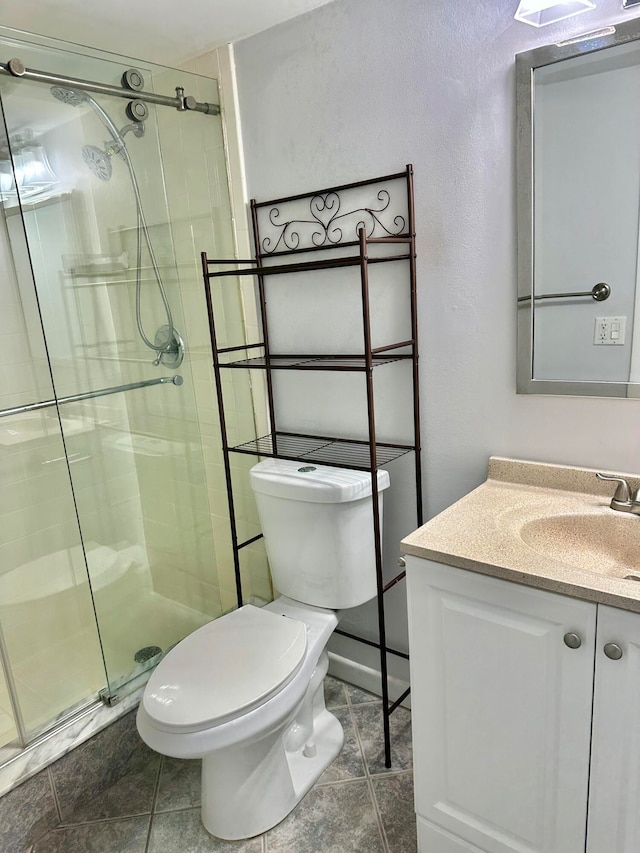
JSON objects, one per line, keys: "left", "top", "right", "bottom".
{"left": 517, "top": 19, "right": 640, "bottom": 396}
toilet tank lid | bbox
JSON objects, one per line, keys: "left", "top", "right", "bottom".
{"left": 250, "top": 460, "right": 390, "bottom": 503}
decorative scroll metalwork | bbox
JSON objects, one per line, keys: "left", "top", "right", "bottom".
{"left": 261, "top": 188, "right": 407, "bottom": 254}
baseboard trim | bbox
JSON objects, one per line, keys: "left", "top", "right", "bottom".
{"left": 327, "top": 651, "right": 411, "bottom": 709}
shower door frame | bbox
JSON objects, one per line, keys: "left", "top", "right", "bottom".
{"left": 0, "top": 57, "right": 219, "bottom": 115}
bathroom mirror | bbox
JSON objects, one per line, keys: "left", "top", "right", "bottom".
{"left": 517, "top": 17, "right": 640, "bottom": 397}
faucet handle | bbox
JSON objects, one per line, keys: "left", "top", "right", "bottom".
{"left": 596, "top": 473, "right": 632, "bottom": 504}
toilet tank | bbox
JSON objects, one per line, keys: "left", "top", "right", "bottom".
{"left": 250, "top": 460, "right": 390, "bottom": 610}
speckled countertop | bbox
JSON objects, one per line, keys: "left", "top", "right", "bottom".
{"left": 401, "top": 456, "right": 640, "bottom": 613}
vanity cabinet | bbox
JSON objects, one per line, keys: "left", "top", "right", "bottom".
{"left": 407, "top": 556, "right": 640, "bottom": 853}
{"left": 587, "top": 605, "right": 640, "bottom": 851}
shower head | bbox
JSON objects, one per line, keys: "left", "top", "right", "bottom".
{"left": 52, "top": 85, "right": 146, "bottom": 183}
{"left": 50, "top": 86, "right": 88, "bottom": 107}
{"left": 82, "top": 144, "right": 112, "bottom": 181}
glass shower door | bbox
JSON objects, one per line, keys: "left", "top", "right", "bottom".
{"left": 0, "top": 35, "right": 222, "bottom": 730}
{"left": 0, "top": 185, "right": 107, "bottom": 748}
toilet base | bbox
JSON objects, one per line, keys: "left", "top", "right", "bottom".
{"left": 200, "top": 650, "right": 343, "bottom": 840}
{"left": 202, "top": 708, "right": 343, "bottom": 840}
{"left": 286, "top": 707, "right": 344, "bottom": 797}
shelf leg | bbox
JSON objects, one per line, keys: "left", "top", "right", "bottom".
{"left": 201, "top": 252, "right": 244, "bottom": 608}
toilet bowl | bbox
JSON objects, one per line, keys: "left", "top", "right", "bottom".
{"left": 137, "top": 460, "right": 390, "bottom": 840}
{"left": 137, "top": 596, "right": 342, "bottom": 839}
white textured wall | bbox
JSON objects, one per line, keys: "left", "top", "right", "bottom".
{"left": 233, "top": 0, "right": 640, "bottom": 666}
{"left": 235, "top": 0, "right": 640, "bottom": 516}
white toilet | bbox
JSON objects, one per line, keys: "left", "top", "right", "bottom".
{"left": 136, "top": 459, "right": 390, "bottom": 840}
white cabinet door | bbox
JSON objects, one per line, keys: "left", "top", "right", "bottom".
{"left": 588, "top": 604, "right": 640, "bottom": 853}
{"left": 407, "top": 558, "right": 596, "bottom": 853}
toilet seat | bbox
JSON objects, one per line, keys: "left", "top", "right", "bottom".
{"left": 142, "top": 605, "right": 307, "bottom": 733}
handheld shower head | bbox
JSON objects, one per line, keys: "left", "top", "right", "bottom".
{"left": 52, "top": 85, "right": 125, "bottom": 178}
{"left": 50, "top": 86, "right": 88, "bottom": 107}
{"left": 81, "top": 144, "right": 112, "bottom": 181}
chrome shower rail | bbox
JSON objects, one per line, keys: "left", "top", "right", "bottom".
{"left": 0, "top": 374, "right": 183, "bottom": 419}
{"left": 0, "top": 58, "right": 220, "bottom": 116}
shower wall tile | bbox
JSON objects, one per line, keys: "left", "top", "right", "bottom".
{"left": 149, "top": 561, "right": 222, "bottom": 618}
{"left": 3, "top": 334, "right": 35, "bottom": 366}
{"left": 0, "top": 362, "right": 39, "bottom": 406}
{"left": 196, "top": 408, "right": 221, "bottom": 436}
{"left": 0, "top": 536, "right": 33, "bottom": 577}
{"left": 0, "top": 217, "right": 47, "bottom": 412}
{"left": 219, "top": 586, "right": 239, "bottom": 614}
{"left": 3, "top": 584, "right": 103, "bottom": 664}
{"left": 145, "top": 60, "right": 272, "bottom": 616}
{"left": 0, "top": 445, "right": 27, "bottom": 486}
{"left": 183, "top": 50, "right": 220, "bottom": 82}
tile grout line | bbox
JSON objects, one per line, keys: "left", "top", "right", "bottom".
{"left": 143, "top": 753, "right": 164, "bottom": 853}
{"left": 316, "top": 769, "right": 412, "bottom": 789}
{"left": 315, "top": 775, "right": 367, "bottom": 789}
{"left": 345, "top": 695, "right": 391, "bottom": 853}
{"left": 46, "top": 766, "right": 63, "bottom": 826}
{"left": 367, "top": 774, "right": 391, "bottom": 853}
{"left": 56, "top": 812, "right": 155, "bottom": 829}
{"left": 367, "top": 776, "right": 391, "bottom": 853}
{"left": 373, "top": 767, "right": 413, "bottom": 777}
{"left": 26, "top": 768, "right": 65, "bottom": 851}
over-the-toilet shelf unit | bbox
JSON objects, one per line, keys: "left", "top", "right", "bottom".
{"left": 200, "top": 164, "right": 422, "bottom": 768}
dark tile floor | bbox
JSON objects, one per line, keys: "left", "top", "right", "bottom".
{"left": 24, "top": 677, "right": 416, "bottom": 853}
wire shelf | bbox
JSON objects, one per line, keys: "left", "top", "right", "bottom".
{"left": 221, "top": 353, "right": 412, "bottom": 371}
{"left": 230, "top": 432, "right": 414, "bottom": 470}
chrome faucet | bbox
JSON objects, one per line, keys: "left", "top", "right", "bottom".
{"left": 596, "top": 473, "right": 640, "bottom": 516}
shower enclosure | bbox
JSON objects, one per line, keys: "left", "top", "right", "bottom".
{"left": 0, "top": 28, "right": 268, "bottom": 767}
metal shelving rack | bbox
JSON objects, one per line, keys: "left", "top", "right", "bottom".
{"left": 201, "top": 164, "right": 422, "bottom": 768}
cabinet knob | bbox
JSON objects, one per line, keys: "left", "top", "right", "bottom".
{"left": 398, "top": 557, "right": 406, "bottom": 568}
{"left": 604, "top": 643, "right": 623, "bottom": 660}
{"left": 563, "top": 632, "right": 582, "bottom": 649}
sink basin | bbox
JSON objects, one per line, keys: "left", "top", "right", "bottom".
{"left": 519, "top": 513, "right": 640, "bottom": 579}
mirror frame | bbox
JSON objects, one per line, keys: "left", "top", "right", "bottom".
{"left": 516, "top": 17, "right": 640, "bottom": 397}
